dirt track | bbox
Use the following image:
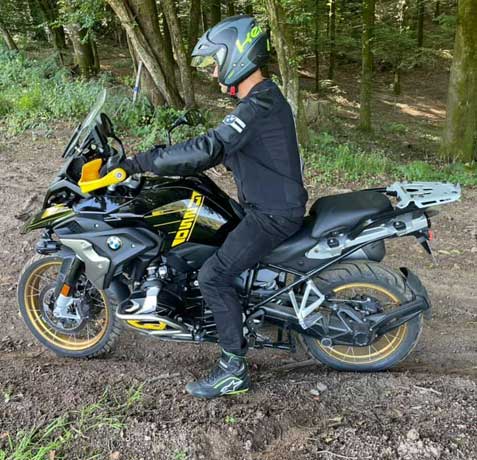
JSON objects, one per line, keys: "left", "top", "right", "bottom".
{"left": 0, "top": 127, "right": 476, "bottom": 459}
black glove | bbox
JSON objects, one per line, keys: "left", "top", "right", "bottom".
{"left": 99, "top": 157, "right": 142, "bottom": 177}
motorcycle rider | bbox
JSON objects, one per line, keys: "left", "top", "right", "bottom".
{"left": 107, "top": 15, "right": 308, "bottom": 398}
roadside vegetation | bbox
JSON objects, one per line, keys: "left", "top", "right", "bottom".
{"left": 1, "top": 45, "right": 475, "bottom": 187}
{"left": 0, "top": 385, "right": 143, "bottom": 460}
{"left": 0, "top": 47, "right": 207, "bottom": 150}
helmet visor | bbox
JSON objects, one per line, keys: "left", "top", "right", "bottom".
{"left": 191, "top": 55, "right": 216, "bottom": 68}
{"left": 191, "top": 47, "right": 226, "bottom": 69}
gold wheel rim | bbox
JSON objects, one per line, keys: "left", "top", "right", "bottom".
{"left": 317, "top": 283, "right": 408, "bottom": 365}
{"left": 23, "top": 261, "right": 109, "bottom": 351}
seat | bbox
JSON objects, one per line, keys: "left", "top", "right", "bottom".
{"left": 309, "top": 191, "right": 392, "bottom": 238}
{"left": 261, "top": 216, "right": 317, "bottom": 265}
{"left": 261, "top": 191, "right": 392, "bottom": 266}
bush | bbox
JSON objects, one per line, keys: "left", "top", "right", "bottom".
{"left": 0, "top": 49, "right": 209, "bottom": 149}
{"left": 304, "top": 132, "right": 477, "bottom": 186}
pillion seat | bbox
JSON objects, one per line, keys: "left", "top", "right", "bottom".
{"left": 308, "top": 190, "right": 393, "bottom": 238}
{"left": 263, "top": 191, "right": 392, "bottom": 265}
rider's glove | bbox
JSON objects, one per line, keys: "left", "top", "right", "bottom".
{"left": 100, "top": 157, "right": 143, "bottom": 177}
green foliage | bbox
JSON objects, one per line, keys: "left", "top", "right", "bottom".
{"left": 304, "top": 132, "right": 477, "bottom": 186}
{"left": 225, "top": 415, "right": 238, "bottom": 425}
{"left": 57, "top": 0, "right": 109, "bottom": 41}
{"left": 0, "top": 385, "right": 142, "bottom": 460}
{"left": 0, "top": 49, "right": 209, "bottom": 148}
{"left": 173, "top": 450, "right": 189, "bottom": 460}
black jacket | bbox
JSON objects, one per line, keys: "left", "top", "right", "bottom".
{"left": 130, "top": 79, "right": 308, "bottom": 217}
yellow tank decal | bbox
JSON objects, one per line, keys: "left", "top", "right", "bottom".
{"left": 171, "top": 191, "right": 204, "bottom": 247}
{"left": 41, "top": 204, "right": 70, "bottom": 219}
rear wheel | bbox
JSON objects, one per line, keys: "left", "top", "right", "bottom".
{"left": 17, "top": 254, "right": 121, "bottom": 358}
{"left": 301, "top": 261, "right": 423, "bottom": 372}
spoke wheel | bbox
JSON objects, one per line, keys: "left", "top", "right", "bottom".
{"left": 18, "top": 255, "right": 121, "bottom": 358}
{"left": 317, "top": 283, "right": 407, "bottom": 365}
{"left": 301, "top": 261, "right": 423, "bottom": 372}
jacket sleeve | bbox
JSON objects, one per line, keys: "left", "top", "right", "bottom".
{"left": 129, "top": 91, "right": 274, "bottom": 177}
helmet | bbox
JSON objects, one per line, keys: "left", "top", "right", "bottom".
{"left": 191, "top": 15, "right": 270, "bottom": 94}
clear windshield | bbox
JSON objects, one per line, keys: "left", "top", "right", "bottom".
{"left": 63, "top": 89, "right": 107, "bottom": 158}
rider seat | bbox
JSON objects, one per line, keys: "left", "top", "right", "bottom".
{"left": 263, "top": 191, "right": 392, "bottom": 264}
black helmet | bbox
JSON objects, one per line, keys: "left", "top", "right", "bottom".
{"left": 191, "top": 15, "right": 269, "bottom": 93}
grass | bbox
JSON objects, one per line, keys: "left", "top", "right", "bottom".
{"left": 0, "top": 48, "right": 208, "bottom": 150}
{"left": 0, "top": 384, "right": 143, "bottom": 460}
{"left": 304, "top": 131, "right": 477, "bottom": 187}
{"left": 1, "top": 45, "right": 475, "bottom": 187}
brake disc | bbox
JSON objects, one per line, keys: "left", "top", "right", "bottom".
{"left": 39, "top": 283, "right": 87, "bottom": 334}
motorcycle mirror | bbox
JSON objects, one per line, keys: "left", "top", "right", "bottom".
{"left": 167, "top": 109, "right": 205, "bottom": 146}
{"left": 183, "top": 109, "right": 204, "bottom": 127}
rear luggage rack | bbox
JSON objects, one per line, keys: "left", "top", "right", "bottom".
{"left": 386, "top": 182, "right": 461, "bottom": 209}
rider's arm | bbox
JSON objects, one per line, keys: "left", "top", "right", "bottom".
{"left": 122, "top": 92, "right": 274, "bottom": 177}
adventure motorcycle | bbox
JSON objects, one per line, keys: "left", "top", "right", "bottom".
{"left": 18, "top": 90, "right": 461, "bottom": 372}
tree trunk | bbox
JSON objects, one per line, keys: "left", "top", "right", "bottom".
{"left": 314, "top": 0, "right": 320, "bottom": 93}
{"left": 201, "top": 3, "right": 208, "bottom": 32}
{"left": 209, "top": 0, "right": 221, "bottom": 26}
{"left": 127, "top": 33, "right": 165, "bottom": 105}
{"left": 69, "top": 26, "right": 98, "bottom": 77}
{"left": 393, "top": 0, "right": 408, "bottom": 96}
{"left": 161, "top": 0, "right": 196, "bottom": 107}
{"left": 0, "top": 22, "right": 18, "bottom": 51}
{"left": 158, "top": 5, "right": 176, "bottom": 75}
{"left": 188, "top": 0, "right": 201, "bottom": 56}
{"left": 227, "top": 0, "right": 235, "bottom": 16}
{"left": 393, "top": 69, "right": 401, "bottom": 96}
{"left": 441, "top": 0, "right": 477, "bottom": 163}
{"left": 359, "top": 0, "right": 375, "bottom": 131}
{"left": 37, "top": 0, "right": 67, "bottom": 54}
{"left": 27, "top": 0, "right": 49, "bottom": 42}
{"left": 328, "top": 0, "right": 336, "bottom": 80}
{"left": 106, "top": 0, "right": 183, "bottom": 108}
{"left": 265, "top": 0, "right": 309, "bottom": 145}
{"left": 416, "top": 0, "right": 424, "bottom": 47}
{"left": 434, "top": 0, "right": 440, "bottom": 18}
{"left": 90, "top": 36, "right": 100, "bottom": 73}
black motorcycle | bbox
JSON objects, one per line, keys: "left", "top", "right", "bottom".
{"left": 18, "top": 90, "right": 461, "bottom": 372}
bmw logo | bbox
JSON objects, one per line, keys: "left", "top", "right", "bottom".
{"left": 107, "top": 236, "right": 122, "bottom": 251}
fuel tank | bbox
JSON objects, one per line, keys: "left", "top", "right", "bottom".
{"left": 131, "top": 174, "right": 242, "bottom": 251}
{"left": 71, "top": 174, "right": 243, "bottom": 254}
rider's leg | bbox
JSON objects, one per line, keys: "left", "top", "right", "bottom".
{"left": 185, "top": 210, "right": 302, "bottom": 398}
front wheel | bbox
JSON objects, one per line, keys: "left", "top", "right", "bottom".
{"left": 17, "top": 254, "right": 121, "bottom": 358}
{"left": 301, "top": 261, "right": 423, "bottom": 372}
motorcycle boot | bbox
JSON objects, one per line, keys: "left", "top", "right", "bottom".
{"left": 186, "top": 349, "right": 251, "bottom": 399}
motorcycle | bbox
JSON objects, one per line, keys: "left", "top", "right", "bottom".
{"left": 18, "top": 90, "right": 461, "bottom": 372}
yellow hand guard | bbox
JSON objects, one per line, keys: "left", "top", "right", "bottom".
{"left": 78, "top": 158, "right": 127, "bottom": 194}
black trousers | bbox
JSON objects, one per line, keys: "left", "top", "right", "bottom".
{"left": 197, "top": 208, "right": 303, "bottom": 355}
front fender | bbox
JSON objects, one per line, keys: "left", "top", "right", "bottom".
{"left": 22, "top": 205, "right": 74, "bottom": 234}
{"left": 400, "top": 267, "right": 432, "bottom": 319}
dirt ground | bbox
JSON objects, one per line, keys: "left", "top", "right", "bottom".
{"left": 0, "top": 122, "right": 476, "bottom": 460}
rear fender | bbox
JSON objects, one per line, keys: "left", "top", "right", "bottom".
{"left": 400, "top": 267, "right": 431, "bottom": 319}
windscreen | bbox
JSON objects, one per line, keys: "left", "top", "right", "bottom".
{"left": 63, "top": 89, "right": 107, "bottom": 158}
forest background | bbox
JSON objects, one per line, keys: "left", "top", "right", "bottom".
{"left": 1, "top": 0, "right": 477, "bottom": 186}
{"left": 0, "top": 1, "right": 477, "bottom": 459}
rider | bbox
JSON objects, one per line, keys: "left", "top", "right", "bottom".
{"left": 108, "top": 15, "right": 308, "bottom": 398}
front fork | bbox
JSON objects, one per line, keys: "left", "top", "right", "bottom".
{"left": 52, "top": 254, "right": 83, "bottom": 319}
